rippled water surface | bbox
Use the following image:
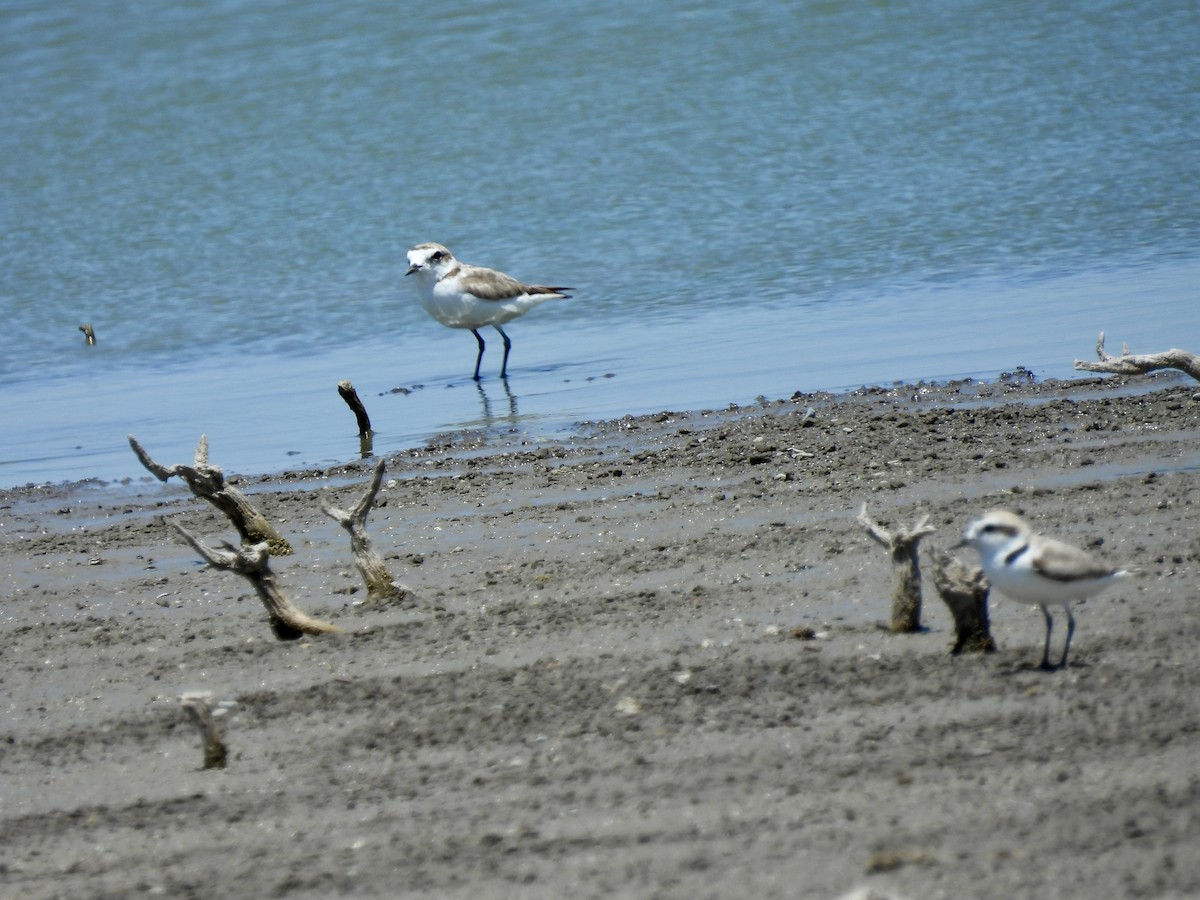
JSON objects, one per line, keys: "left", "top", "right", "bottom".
{"left": 2, "top": 0, "right": 1197, "bottom": 485}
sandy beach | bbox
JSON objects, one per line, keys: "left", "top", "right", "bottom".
{"left": 2, "top": 373, "right": 1198, "bottom": 899}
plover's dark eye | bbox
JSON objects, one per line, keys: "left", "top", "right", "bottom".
{"left": 430, "top": 251, "right": 445, "bottom": 261}
{"left": 981, "top": 524, "right": 997, "bottom": 533}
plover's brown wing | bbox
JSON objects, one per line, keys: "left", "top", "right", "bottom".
{"left": 1032, "top": 538, "right": 1117, "bottom": 583}
{"left": 456, "top": 265, "right": 570, "bottom": 302}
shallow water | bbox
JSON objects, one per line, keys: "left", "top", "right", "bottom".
{"left": 2, "top": 0, "right": 1197, "bottom": 486}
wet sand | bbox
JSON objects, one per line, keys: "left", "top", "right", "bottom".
{"left": 2, "top": 374, "right": 1199, "bottom": 899}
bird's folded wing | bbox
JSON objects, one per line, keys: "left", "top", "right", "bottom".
{"left": 457, "top": 266, "right": 539, "bottom": 301}
{"left": 1032, "top": 539, "right": 1117, "bottom": 582}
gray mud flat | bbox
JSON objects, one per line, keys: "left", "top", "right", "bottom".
{"left": 2, "top": 376, "right": 1199, "bottom": 899}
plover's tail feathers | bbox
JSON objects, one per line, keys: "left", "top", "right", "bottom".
{"left": 526, "top": 285, "right": 572, "bottom": 299}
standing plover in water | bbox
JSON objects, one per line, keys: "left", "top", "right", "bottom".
{"left": 961, "top": 509, "right": 1130, "bottom": 670}
{"left": 404, "top": 243, "right": 571, "bottom": 381}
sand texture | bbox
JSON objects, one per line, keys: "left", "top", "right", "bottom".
{"left": 2, "top": 375, "right": 1199, "bottom": 899}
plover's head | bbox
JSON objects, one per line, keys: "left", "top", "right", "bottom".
{"left": 405, "top": 243, "right": 455, "bottom": 279}
{"left": 962, "top": 509, "right": 1030, "bottom": 557}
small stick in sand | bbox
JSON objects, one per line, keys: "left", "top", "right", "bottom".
{"left": 322, "top": 458, "right": 414, "bottom": 604}
{"left": 929, "top": 549, "right": 996, "bottom": 654}
{"left": 338, "top": 380, "right": 373, "bottom": 437}
{"left": 172, "top": 522, "right": 340, "bottom": 639}
{"left": 129, "top": 434, "right": 293, "bottom": 556}
{"left": 857, "top": 503, "right": 936, "bottom": 633}
{"left": 1074, "top": 332, "right": 1200, "bottom": 382}
{"left": 78, "top": 323, "right": 97, "bottom": 345}
{"left": 179, "top": 692, "right": 228, "bottom": 770}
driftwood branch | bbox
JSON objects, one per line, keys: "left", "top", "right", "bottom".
{"left": 929, "top": 550, "right": 996, "bottom": 654}
{"left": 1074, "top": 333, "right": 1200, "bottom": 382}
{"left": 179, "top": 692, "right": 228, "bottom": 770}
{"left": 173, "top": 523, "right": 339, "bottom": 639}
{"left": 338, "top": 380, "right": 373, "bottom": 437}
{"left": 129, "top": 434, "right": 292, "bottom": 555}
{"left": 322, "top": 459, "right": 413, "bottom": 604}
{"left": 858, "top": 503, "right": 936, "bottom": 633}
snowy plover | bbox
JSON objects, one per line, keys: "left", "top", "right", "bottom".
{"left": 404, "top": 243, "right": 571, "bottom": 380}
{"left": 961, "top": 509, "right": 1130, "bottom": 670}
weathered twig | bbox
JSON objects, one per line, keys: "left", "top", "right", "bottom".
{"left": 338, "top": 379, "right": 373, "bottom": 437}
{"left": 1074, "top": 332, "right": 1200, "bottom": 382}
{"left": 179, "top": 692, "right": 228, "bottom": 769}
{"left": 78, "top": 323, "right": 96, "bottom": 345}
{"left": 858, "top": 503, "right": 936, "bottom": 633}
{"left": 929, "top": 550, "right": 996, "bottom": 654}
{"left": 173, "top": 522, "right": 339, "bottom": 639}
{"left": 322, "top": 459, "right": 413, "bottom": 604}
{"left": 129, "top": 434, "right": 292, "bottom": 555}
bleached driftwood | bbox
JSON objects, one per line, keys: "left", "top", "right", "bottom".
{"left": 929, "top": 550, "right": 996, "bottom": 654}
{"left": 129, "top": 434, "right": 293, "bottom": 556}
{"left": 173, "top": 522, "right": 339, "bottom": 639}
{"left": 858, "top": 503, "right": 936, "bottom": 633}
{"left": 322, "top": 458, "right": 413, "bottom": 604}
{"left": 1074, "top": 333, "right": 1200, "bottom": 382}
{"left": 179, "top": 692, "right": 228, "bottom": 770}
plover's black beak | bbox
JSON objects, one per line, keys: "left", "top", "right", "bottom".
{"left": 949, "top": 537, "right": 968, "bottom": 550}
{"left": 404, "top": 263, "right": 420, "bottom": 276}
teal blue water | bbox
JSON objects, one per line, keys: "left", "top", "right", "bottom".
{"left": 2, "top": 0, "right": 1197, "bottom": 486}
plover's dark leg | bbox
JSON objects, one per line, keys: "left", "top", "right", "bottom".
{"left": 495, "top": 325, "right": 513, "bottom": 379}
{"left": 1060, "top": 604, "right": 1076, "bottom": 669}
{"left": 470, "top": 329, "right": 486, "bottom": 381}
{"left": 1039, "top": 605, "right": 1055, "bottom": 670}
